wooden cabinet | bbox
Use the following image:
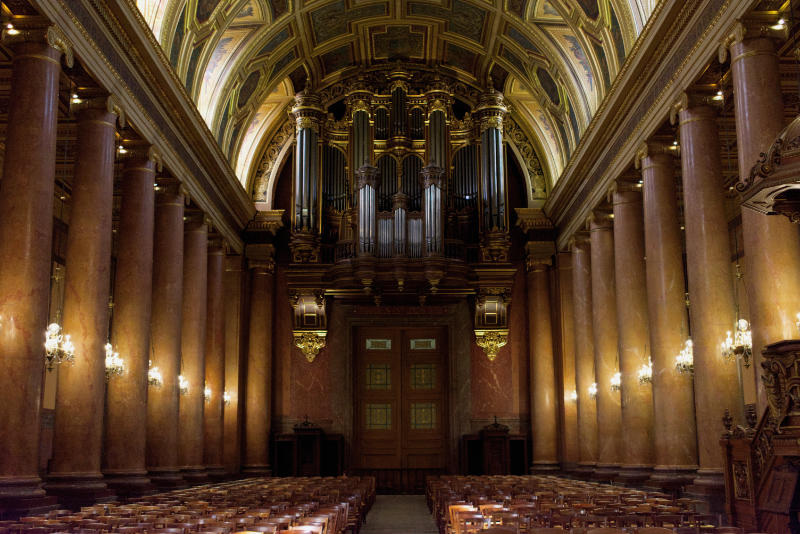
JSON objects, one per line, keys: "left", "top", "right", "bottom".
{"left": 460, "top": 421, "right": 528, "bottom": 475}
{"left": 272, "top": 423, "right": 344, "bottom": 477}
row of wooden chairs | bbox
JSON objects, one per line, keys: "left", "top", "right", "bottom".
{"left": 0, "top": 477, "right": 375, "bottom": 534}
{"left": 426, "top": 475, "right": 762, "bottom": 534}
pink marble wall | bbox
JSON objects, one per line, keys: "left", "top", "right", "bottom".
{"left": 470, "top": 265, "right": 529, "bottom": 432}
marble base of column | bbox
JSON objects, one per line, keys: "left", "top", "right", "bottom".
{"left": 529, "top": 461, "right": 560, "bottom": 474}
{"left": 616, "top": 465, "right": 654, "bottom": 486}
{"left": 647, "top": 466, "right": 697, "bottom": 495}
{"left": 147, "top": 468, "right": 186, "bottom": 489}
{"left": 180, "top": 467, "right": 208, "bottom": 485}
{"left": 102, "top": 470, "right": 155, "bottom": 498}
{"left": 44, "top": 474, "right": 115, "bottom": 509}
{"left": 205, "top": 466, "right": 227, "bottom": 482}
{"left": 0, "top": 478, "right": 57, "bottom": 519}
{"left": 241, "top": 465, "right": 272, "bottom": 477}
{"left": 685, "top": 468, "right": 726, "bottom": 513}
{"left": 574, "top": 462, "right": 596, "bottom": 478}
{"left": 591, "top": 464, "right": 620, "bottom": 482}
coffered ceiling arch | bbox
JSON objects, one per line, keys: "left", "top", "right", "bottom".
{"left": 136, "top": 0, "right": 648, "bottom": 194}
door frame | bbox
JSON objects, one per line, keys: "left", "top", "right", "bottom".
{"left": 328, "top": 302, "right": 473, "bottom": 475}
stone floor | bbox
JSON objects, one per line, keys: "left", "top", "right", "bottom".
{"left": 360, "top": 495, "right": 438, "bottom": 534}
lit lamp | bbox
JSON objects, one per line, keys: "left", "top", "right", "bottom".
{"left": 675, "top": 338, "right": 694, "bottom": 374}
{"left": 179, "top": 374, "right": 189, "bottom": 396}
{"left": 204, "top": 384, "right": 212, "bottom": 401}
{"left": 223, "top": 391, "right": 232, "bottom": 406}
{"left": 44, "top": 323, "right": 75, "bottom": 371}
{"left": 610, "top": 372, "right": 621, "bottom": 392}
{"left": 104, "top": 343, "right": 124, "bottom": 379}
{"left": 720, "top": 318, "right": 753, "bottom": 368}
{"left": 588, "top": 382, "right": 598, "bottom": 399}
{"left": 637, "top": 358, "right": 653, "bottom": 384}
{"left": 147, "top": 361, "right": 163, "bottom": 387}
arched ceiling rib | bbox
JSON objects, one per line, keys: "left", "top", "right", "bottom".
{"left": 137, "top": 0, "right": 647, "bottom": 194}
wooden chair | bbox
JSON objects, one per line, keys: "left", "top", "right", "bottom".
{"left": 634, "top": 528, "right": 674, "bottom": 534}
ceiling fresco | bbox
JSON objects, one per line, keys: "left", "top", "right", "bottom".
{"left": 134, "top": 0, "right": 650, "bottom": 195}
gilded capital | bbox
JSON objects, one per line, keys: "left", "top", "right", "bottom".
{"left": 420, "top": 164, "right": 445, "bottom": 189}
{"left": 72, "top": 94, "right": 126, "bottom": 128}
{"left": 2, "top": 23, "right": 74, "bottom": 67}
{"left": 634, "top": 140, "right": 676, "bottom": 169}
{"left": 355, "top": 164, "right": 379, "bottom": 191}
{"left": 718, "top": 18, "right": 787, "bottom": 63}
{"left": 120, "top": 144, "right": 163, "bottom": 172}
{"left": 669, "top": 91, "right": 722, "bottom": 125}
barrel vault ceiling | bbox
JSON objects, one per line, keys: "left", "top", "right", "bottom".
{"left": 133, "top": 0, "right": 649, "bottom": 197}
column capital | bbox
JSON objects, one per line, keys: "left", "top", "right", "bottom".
{"left": 291, "top": 90, "right": 324, "bottom": 132}
{"left": 718, "top": 17, "right": 787, "bottom": 64}
{"left": 588, "top": 210, "right": 613, "bottom": 230}
{"left": 608, "top": 179, "right": 643, "bottom": 198}
{"left": 2, "top": 22, "right": 73, "bottom": 67}
{"left": 475, "top": 88, "right": 507, "bottom": 132}
{"left": 71, "top": 94, "right": 126, "bottom": 129}
{"left": 525, "top": 240, "right": 555, "bottom": 272}
{"left": 634, "top": 140, "right": 678, "bottom": 169}
{"left": 392, "top": 192, "right": 408, "bottom": 211}
{"left": 246, "top": 243, "right": 276, "bottom": 274}
{"left": 355, "top": 164, "right": 379, "bottom": 191}
{"left": 669, "top": 91, "right": 724, "bottom": 125}
{"left": 421, "top": 164, "right": 445, "bottom": 189}
{"left": 568, "top": 233, "right": 591, "bottom": 250}
{"left": 120, "top": 143, "right": 163, "bottom": 172}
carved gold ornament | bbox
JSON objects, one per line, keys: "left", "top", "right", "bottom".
{"left": 293, "top": 331, "right": 327, "bottom": 362}
{"left": 475, "top": 329, "right": 508, "bottom": 361}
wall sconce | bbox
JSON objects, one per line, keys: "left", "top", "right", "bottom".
{"left": 610, "top": 372, "right": 621, "bottom": 392}
{"left": 638, "top": 358, "right": 653, "bottom": 384}
{"left": 148, "top": 360, "right": 162, "bottom": 387}
{"left": 721, "top": 318, "right": 752, "bottom": 368}
{"left": 104, "top": 343, "right": 124, "bottom": 379}
{"left": 223, "top": 391, "right": 232, "bottom": 406}
{"left": 204, "top": 383, "right": 212, "bottom": 401}
{"left": 675, "top": 338, "right": 694, "bottom": 375}
{"left": 45, "top": 323, "right": 75, "bottom": 372}
{"left": 179, "top": 374, "right": 189, "bottom": 396}
{"left": 588, "top": 382, "right": 598, "bottom": 399}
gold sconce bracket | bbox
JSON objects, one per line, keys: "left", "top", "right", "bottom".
{"left": 475, "top": 329, "right": 509, "bottom": 361}
{"left": 293, "top": 330, "right": 327, "bottom": 363}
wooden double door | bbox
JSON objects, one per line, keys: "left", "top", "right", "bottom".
{"left": 353, "top": 327, "right": 448, "bottom": 483}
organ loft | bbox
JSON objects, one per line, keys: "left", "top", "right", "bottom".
{"left": 2, "top": 0, "right": 800, "bottom": 532}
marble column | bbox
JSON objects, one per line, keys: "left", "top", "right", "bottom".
{"left": 223, "top": 255, "right": 245, "bottom": 474}
{"left": 0, "top": 24, "right": 65, "bottom": 512}
{"left": 178, "top": 218, "right": 208, "bottom": 482}
{"left": 612, "top": 186, "right": 654, "bottom": 483}
{"left": 571, "top": 238, "right": 598, "bottom": 472}
{"left": 589, "top": 214, "right": 622, "bottom": 478}
{"left": 727, "top": 28, "right": 800, "bottom": 408}
{"left": 203, "top": 243, "right": 226, "bottom": 479}
{"left": 638, "top": 142, "right": 698, "bottom": 486}
{"left": 242, "top": 257, "right": 274, "bottom": 475}
{"left": 557, "top": 252, "right": 579, "bottom": 469}
{"left": 527, "top": 259, "right": 558, "bottom": 471}
{"left": 103, "top": 147, "right": 157, "bottom": 496}
{"left": 677, "top": 98, "right": 744, "bottom": 490}
{"left": 47, "top": 97, "right": 120, "bottom": 504}
{"left": 146, "top": 187, "right": 185, "bottom": 488}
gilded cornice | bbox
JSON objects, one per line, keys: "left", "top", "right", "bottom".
{"left": 545, "top": 0, "right": 750, "bottom": 251}
{"left": 34, "top": 0, "right": 256, "bottom": 253}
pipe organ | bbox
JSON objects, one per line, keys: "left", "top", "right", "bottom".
{"left": 286, "top": 66, "right": 517, "bottom": 359}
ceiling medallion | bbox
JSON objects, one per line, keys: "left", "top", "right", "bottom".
{"left": 293, "top": 330, "right": 327, "bottom": 362}
{"left": 475, "top": 329, "right": 508, "bottom": 361}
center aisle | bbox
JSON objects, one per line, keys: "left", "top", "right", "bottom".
{"left": 359, "top": 495, "right": 439, "bottom": 534}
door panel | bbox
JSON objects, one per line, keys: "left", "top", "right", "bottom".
{"left": 354, "top": 326, "right": 447, "bottom": 476}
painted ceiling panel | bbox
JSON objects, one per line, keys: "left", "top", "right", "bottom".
{"left": 138, "top": 0, "right": 650, "bottom": 189}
